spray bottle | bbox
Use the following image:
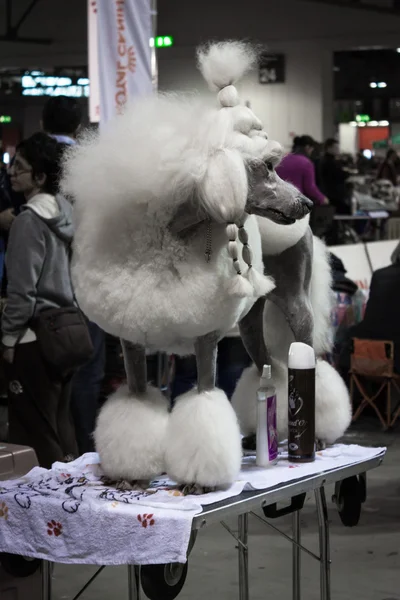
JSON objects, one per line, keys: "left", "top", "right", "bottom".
{"left": 256, "top": 365, "right": 278, "bottom": 467}
{"left": 288, "top": 342, "right": 316, "bottom": 463}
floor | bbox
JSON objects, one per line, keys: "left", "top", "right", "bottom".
{"left": 51, "top": 419, "right": 400, "bottom": 600}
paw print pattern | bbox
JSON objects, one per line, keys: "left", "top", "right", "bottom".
{"left": 137, "top": 513, "right": 155, "bottom": 528}
{"left": 47, "top": 520, "right": 63, "bottom": 537}
{"left": 168, "top": 490, "right": 183, "bottom": 497}
{"left": 0, "top": 501, "right": 8, "bottom": 520}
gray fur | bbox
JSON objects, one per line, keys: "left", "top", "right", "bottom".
{"left": 246, "top": 162, "right": 313, "bottom": 223}
{"left": 239, "top": 297, "right": 269, "bottom": 372}
{"left": 194, "top": 331, "right": 220, "bottom": 392}
{"left": 121, "top": 340, "right": 147, "bottom": 394}
{"left": 264, "top": 226, "right": 314, "bottom": 347}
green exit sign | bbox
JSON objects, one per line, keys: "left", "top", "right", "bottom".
{"left": 356, "top": 114, "right": 370, "bottom": 123}
{"left": 150, "top": 36, "right": 174, "bottom": 48}
{"left": 0, "top": 115, "right": 11, "bottom": 124}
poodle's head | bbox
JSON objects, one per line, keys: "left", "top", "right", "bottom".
{"left": 196, "top": 42, "right": 312, "bottom": 227}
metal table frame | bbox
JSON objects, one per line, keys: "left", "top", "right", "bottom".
{"left": 40, "top": 452, "right": 384, "bottom": 600}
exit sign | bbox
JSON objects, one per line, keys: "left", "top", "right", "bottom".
{"left": 0, "top": 115, "right": 11, "bottom": 124}
{"left": 356, "top": 114, "right": 370, "bottom": 123}
{"left": 150, "top": 36, "right": 174, "bottom": 48}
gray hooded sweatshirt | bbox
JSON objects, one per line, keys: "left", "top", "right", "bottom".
{"left": 2, "top": 193, "right": 75, "bottom": 348}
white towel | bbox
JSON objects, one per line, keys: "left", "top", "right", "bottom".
{"left": 0, "top": 445, "right": 385, "bottom": 565}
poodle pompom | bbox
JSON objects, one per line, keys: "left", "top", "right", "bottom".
{"left": 197, "top": 41, "right": 257, "bottom": 91}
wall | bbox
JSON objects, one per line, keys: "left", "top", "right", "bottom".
{"left": 156, "top": 0, "right": 400, "bottom": 147}
{"left": 339, "top": 123, "right": 358, "bottom": 155}
{"left": 157, "top": 41, "right": 332, "bottom": 149}
{"left": 358, "top": 125, "right": 389, "bottom": 149}
{"left": 1, "top": 0, "right": 400, "bottom": 143}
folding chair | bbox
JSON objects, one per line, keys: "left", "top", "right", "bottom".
{"left": 350, "top": 338, "right": 400, "bottom": 430}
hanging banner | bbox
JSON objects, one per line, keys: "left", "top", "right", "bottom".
{"left": 88, "top": 0, "right": 100, "bottom": 122}
{"left": 95, "top": 0, "right": 152, "bottom": 125}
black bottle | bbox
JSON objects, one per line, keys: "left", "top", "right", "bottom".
{"left": 288, "top": 342, "right": 316, "bottom": 463}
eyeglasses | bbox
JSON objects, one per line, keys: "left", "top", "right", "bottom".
{"left": 9, "top": 160, "right": 32, "bottom": 176}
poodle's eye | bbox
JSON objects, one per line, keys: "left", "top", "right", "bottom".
{"left": 265, "top": 161, "right": 274, "bottom": 171}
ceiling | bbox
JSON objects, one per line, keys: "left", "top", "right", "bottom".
{"left": 301, "top": 0, "right": 400, "bottom": 14}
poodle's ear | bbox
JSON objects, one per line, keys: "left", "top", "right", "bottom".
{"left": 199, "top": 148, "right": 248, "bottom": 223}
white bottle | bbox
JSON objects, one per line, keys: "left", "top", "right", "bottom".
{"left": 256, "top": 365, "right": 278, "bottom": 467}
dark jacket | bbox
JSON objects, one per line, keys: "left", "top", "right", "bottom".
{"left": 340, "top": 264, "right": 400, "bottom": 374}
{"left": 319, "top": 154, "right": 350, "bottom": 213}
{"left": 377, "top": 161, "right": 397, "bottom": 186}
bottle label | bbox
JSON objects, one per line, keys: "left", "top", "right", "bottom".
{"left": 267, "top": 394, "right": 278, "bottom": 462}
{"left": 288, "top": 368, "right": 315, "bottom": 461}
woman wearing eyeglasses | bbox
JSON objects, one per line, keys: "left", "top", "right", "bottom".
{"left": 1, "top": 132, "right": 78, "bottom": 467}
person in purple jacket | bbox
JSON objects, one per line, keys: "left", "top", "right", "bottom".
{"left": 276, "top": 135, "right": 329, "bottom": 206}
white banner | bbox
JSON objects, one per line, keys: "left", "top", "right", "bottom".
{"left": 95, "top": 0, "right": 152, "bottom": 126}
{"left": 88, "top": 0, "right": 100, "bottom": 123}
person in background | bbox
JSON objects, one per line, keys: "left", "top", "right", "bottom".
{"left": 376, "top": 149, "right": 399, "bottom": 187}
{"left": 319, "top": 138, "right": 351, "bottom": 214}
{"left": 276, "top": 135, "right": 329, "bottom": 205}
{"left": 338, "top": 241, "right": 400, "bottom": 377}
{"left": 42, "top": 97, "right": 106, "bottom": 454}
{"left": 0, "top": 161, "right": 27, "bottom": 291}
{"left": 1, "top": 133, "right": 78, "bottom": 466}
{"left": 42, "top": 96, "right": 82, "bottom": 146}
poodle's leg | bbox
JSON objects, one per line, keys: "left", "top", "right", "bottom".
{"left": 234, "top": 298, "right": 270, "bottom": 447}
{"left": 165, "top": 330, "right": 242, "bottom": 489}
{"left": 121, "top": 339, "right": 147, "bottom": 394}
{"left": 266, "top": 228, "right": 314, "bottom": 347}
{"left": 239, "top": 297, "right": 269, "bottom": 372}
{"left": 194, "top": 331, "right": 219, "bottom": 392}
{"left": 94, "top": 339, "right": 169, "bottom": 485}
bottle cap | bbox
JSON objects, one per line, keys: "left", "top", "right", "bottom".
{"left": 288, "top": 342, "right": 315, "bottom": 369}
{"left": 262, "top": 364, "right": 271, "bottom": 378}
{"left": 261, "top": 364, "right": 271, "bottom": 383}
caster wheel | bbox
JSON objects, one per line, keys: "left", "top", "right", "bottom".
{"left": 358, "top": 473, "right": 367, "bottom": 503}
{"left": 0, "top": 553, "right": 42, "bottom": 578}
{"left": 141, "top": 561, "right": 188, "bottom": 600}
{"left": 334, "top": 476, "right": 362, "bottom": 527}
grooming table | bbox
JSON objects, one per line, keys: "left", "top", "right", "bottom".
{"left": 0, "top": 446, "right": 385, "bottom": 600}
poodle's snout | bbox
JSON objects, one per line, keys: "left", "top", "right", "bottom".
{"left": 299, "top": 194, "right": 314, "bottom": 211}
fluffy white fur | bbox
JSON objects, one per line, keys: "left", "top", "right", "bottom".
{"left": 95, "top": 385, "right": 169, "bottom": 481}
{"left": 258, "top": 214, "right": 310, "bottom": 256}
{"left": 197, "top": 41, "right": 256, "bottom": 91}
{"left": 62, "top": 42, "right": 276, "bottom": 355}
{"left": 315, "top": 360, "right": 352, "bottom": 444}
{"left": 232, "top": 359, "right": 351, "bottom": 444}
{"left": 165, "top": 388, "right": 242, "bottom": 487}
{"left": 310, "top": 236, "right": 334, "bottom": 355}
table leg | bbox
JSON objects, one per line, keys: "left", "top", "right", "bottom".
{"left": 238, "top": 513, "right": 249, "bottom": 600}
{"left": 41, "top": 561, "right": 52, "bottom": 600}
{"left": 315, "top": 487, "right": 331, "bottom": 600}
{"left": 292, "top": 511, "right": 301, "bottom": 600}
{"left": 128, "top": 565, "right": 141, "bottom": 600}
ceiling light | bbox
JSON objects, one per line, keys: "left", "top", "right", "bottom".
{"left": 397, "top": 48, "right": 400, "bottom": 53}
{"left": 369, "top": 82, "right": 377, "bottom": 88}
{"left": 377, "top": 82, "right": 387, "bottom": 88}
{"left": 350, "top": 121, "right": 357, "bottom": 127}
{"left": 368, "top": 121, "right": 378, "bottom": 126}
{"left": 379, "top": 120, "right": 389, "bottom": 126}
{"left": 358, "top": 122, "right": 366, "bottom": 127}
